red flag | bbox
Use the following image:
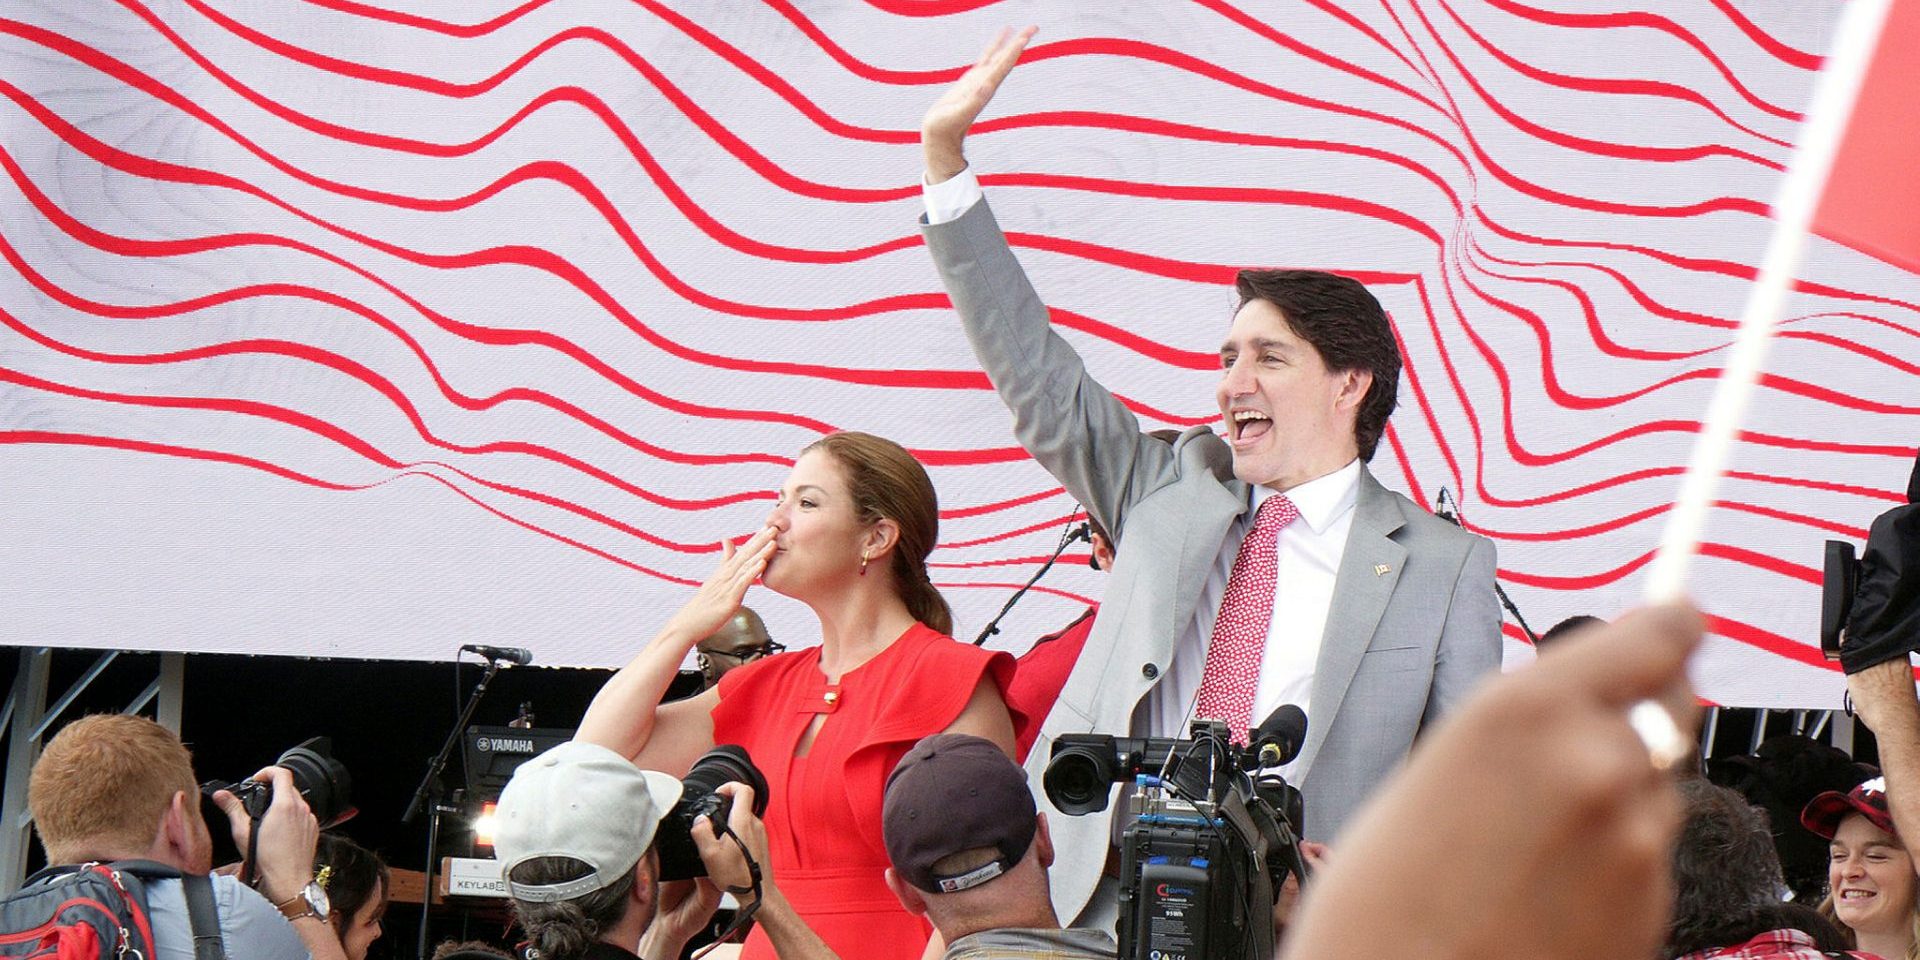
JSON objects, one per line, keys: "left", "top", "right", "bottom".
{"left": 1813, "top": 0, "right": 1920, "bottom": 272}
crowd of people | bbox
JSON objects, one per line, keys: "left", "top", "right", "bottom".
{"left": 25, "top": 603, "right": 1918, "bottom": 960}
{"left": 11, "top": 24, "right": 1919, "bottom": 960}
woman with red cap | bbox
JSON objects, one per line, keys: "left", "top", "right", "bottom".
{"left": 1804, "top": 776, "right": 1920, "bottom": 960}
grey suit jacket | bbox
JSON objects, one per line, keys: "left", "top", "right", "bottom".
{"left": 925, "top": 198, "right": 1502, "bottom": 922}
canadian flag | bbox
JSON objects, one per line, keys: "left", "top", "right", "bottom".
{"left": 1649, "top": 0, "right": 1920, "bottom": 600}
{"left": 1812, "top": 0, "right": 1920, "bottom": 272}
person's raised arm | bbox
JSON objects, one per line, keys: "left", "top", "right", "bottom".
{"left": 1281, "top": 604, "right": 1704, "bottom": 960}
{"left": 1848, "top": 658, "right": 1920, "bottom": 862}
{"left": 576, "top": 528, "right": 777, "bottom": 776}
{"left": 919, "top": 29, "right": 1180, "bottom": 544}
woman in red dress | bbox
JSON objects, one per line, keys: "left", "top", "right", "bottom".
{"left": 576, "top": 432, "right": 1018, "bottom": 960}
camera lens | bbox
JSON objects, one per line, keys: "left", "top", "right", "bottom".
{"left": 655, "top": 745, "right": 771, "bottom": 882}
{"left": 677, "top": 746, "right": 768, "bottom": 817}
{"left": 1043, "top": 745, "right": 1115, "bottom": 816}
{"left": 276, "top": 737, "right": 354, "bottom": 827}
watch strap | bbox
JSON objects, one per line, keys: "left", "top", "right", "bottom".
{"left": 274, "top": 888, "right": 319, "bottom": 921}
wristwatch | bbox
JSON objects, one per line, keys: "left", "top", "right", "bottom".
{"left": 274, "top": 880, "right": 331, "bottom": 922}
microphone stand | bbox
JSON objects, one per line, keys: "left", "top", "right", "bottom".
{"left": 405, "top": 655, "right": 507, "bottom": 960}
{"left": 1492, "top": 579, "right": 1541, "bottom": 645}
{"left": 974, "top": 523, "right": 1089, "bottom": 646}
{"left": 1435, "top": 488, "right": 1542, "bottom": 645}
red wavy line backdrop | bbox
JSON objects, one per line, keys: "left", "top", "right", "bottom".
{"left": 1, "top": 1, "right": 1914, "bottom": 707}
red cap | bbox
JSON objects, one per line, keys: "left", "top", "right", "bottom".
{"left": 1800, "top": 775, "right": 1895, "bottom": 839}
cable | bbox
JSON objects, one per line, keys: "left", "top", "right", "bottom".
{"left": 972, "top": 516, "right": 1091, "bottom": 646}
{"left": 690, "top": 825, "right": 764, "bottom": 959}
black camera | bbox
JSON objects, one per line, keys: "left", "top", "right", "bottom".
{"left": 654, "top": 745, "right": 771, "bottom": 882}
{"left": 200, "top": 736, "right": 353, "bottom": 825}
{"left": 1821, "top": 451, "right": 1920, "bottom": 672}
{"left": 199, "top": 737, "right": 353, "bottom": 864}
{"left": 1045, "top": 712, "right": 1308, "bottom": 960}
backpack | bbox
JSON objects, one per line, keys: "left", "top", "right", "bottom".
{"left": 0, "top": 860, "right": 226, "bottom": 960}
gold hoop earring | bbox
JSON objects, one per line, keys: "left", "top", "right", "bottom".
{"left": 859, "top": 550, "right": 870, "bottom": 576}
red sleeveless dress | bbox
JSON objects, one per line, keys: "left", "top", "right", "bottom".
{"left": 711, "top": 623, "right": 1018, "bottom": 960}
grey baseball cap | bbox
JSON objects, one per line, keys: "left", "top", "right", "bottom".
{"left": 493, "top": 741, "right": 683, "bottom": 902}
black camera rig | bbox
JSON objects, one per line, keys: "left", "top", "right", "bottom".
{"left": 1045, "top": 713, "right": 1308, "bottom": 960}
{"left": 1822, "top": 450, "right": 1920, "bottom": 673}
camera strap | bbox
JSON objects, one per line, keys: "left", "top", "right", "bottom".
{"left": 690, "top": 820, "right": 763, "bottom": 960}
{"left": 238, "top": 809, "right": 265, "bottom": 889}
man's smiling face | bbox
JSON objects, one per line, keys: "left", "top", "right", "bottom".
{"left": 1216, "top": 298, "right": 1368, "bottom": 492}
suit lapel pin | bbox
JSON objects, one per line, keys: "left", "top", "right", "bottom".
{"left": 1374, "top": 563, "right": 1391, "bottom": 576}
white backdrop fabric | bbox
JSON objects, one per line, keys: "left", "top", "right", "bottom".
{"left": 2, "top": 1, "right": 1916, "bottom": 707}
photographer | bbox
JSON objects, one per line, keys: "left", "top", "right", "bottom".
{"left": 493, "top": 741, "right": 833, "bottom": 960}
{"left": 24, "top": 713, "right": 348, "bottom": 960}
{"left": 1838, "top": 450, "right": 1920, "bottom": 870}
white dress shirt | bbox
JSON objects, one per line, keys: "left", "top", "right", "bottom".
{"left": 1146, "top": 460, "right": 1359, "bottom": 782}
{"left": 924, "top": 166, "right": 985, "bottom": 225}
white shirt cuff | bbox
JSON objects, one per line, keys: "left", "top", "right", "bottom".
{"left": 922, "top": 166, "right": 983, "bottom": 225}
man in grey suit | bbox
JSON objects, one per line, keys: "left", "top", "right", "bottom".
{"left": 918, "top": 29, "right": 1503, "bottom": 928}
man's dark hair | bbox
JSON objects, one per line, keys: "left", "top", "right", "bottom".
{"left": 1666, "top": 779, "right": 1834, "bottom": 958}
{"left": 1233, "top": 269, "right": 1400, "bottom": 461}
{"left": 507, "top": 855, "right": 642, "bottom": 960}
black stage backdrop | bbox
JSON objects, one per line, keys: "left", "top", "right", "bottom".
{"left": 5, "top": 648, "right": 619, "bottom": 958}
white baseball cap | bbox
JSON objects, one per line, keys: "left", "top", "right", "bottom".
{"left": 493, "top": 741, "right": 683, "bottom": 902}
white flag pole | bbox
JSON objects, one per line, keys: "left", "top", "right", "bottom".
{"left": 1642, "top": 0, "right": 1895, "bottom": 604}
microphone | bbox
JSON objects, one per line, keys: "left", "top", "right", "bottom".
{"left": 460, "top": 644, "right": 533, "bottom": 666}
{"left": 1248, "top": 703, "right": 1308, "bottom": 768}
{"left": 1434, "top": 487, "right": 1461, "bottom": 525}
{"left": 1065, "top": 521, "right": 1092, "bottom": 545}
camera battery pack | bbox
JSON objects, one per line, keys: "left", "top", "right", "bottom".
{"left": 1132, "top": 861, "right": 1212, "bottom": 960}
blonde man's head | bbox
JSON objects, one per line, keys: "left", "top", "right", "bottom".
{"left": 29, "top": 714, "right": 200, "bottom": 864}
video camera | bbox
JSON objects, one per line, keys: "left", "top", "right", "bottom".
{"left": 1821, "top": 451, "right": 1920, "bottom": 673}
{"left": 1045, "top": 708, "right": 1309, "bottom": 960}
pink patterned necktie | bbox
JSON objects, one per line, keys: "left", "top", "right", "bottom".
{"left": 1195, "top": 494, "right": 1299, "bottom": 744}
